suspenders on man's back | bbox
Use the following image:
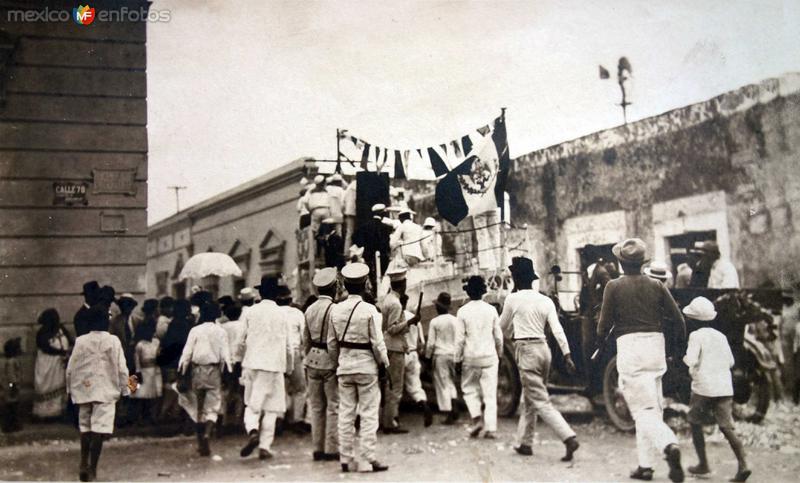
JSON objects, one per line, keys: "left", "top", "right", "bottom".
{"left": 309, "top": 302, "right": 334, "bottom": 350}
{"left": 338, "top": 302, "right": 372, "bottom": 351}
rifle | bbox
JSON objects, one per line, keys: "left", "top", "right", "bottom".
{"left": 591, "top": 326, "right": 614, "bottom": 363}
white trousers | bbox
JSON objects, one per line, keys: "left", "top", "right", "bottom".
{"left": 461, "top": 362, "right": 498, "bottom": 432}
{"left": 432, "top": 355, "right": 457, "bottom": 411}
{"left": 243, "top": 370, "right": 286, "bottom": 451}
{"left": 404, "top": 352, "right": 427, "bottom": 403}
{"left": 617, "top": 333, "right": 678, "bottom": 468}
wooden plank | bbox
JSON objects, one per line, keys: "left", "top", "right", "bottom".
{"left": 0, "top": 93, "right": 147, "bottom": 125}
{"left": 6, "top": 65, "right": 146, "bottom": 97}
{"left": 0, "top": 151, "right": 146, "bottom": 180}
{"left": 0, "top": 5, "right": 147, "bottom": 43}
{"left": 0, "top": 265, "right": 146, "bottom": 295}
{"left": 0, "top": 236, "right": 145, "bottom": 265}
{"left": 0, "top": 208, "right": 147, "bottom": 236}
{"left": 0, "top": 121, "right": 147, "bottom": 152}
{"left": 13, "top": 37, "right": 146, "bottom": 70}
{"left": 0, "top": 179, "right": 147, "bottom": 208}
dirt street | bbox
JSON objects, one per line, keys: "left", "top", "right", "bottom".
{"left": 2, "top": 414, "right": 798, "bottom": 482}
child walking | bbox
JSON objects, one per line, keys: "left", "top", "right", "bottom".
{"left": 66, "top": 305, "right": 134, "bottom": 482}
{"left": 132, "top": 319, "right": 162, "bottom": 424}
{"left": 682, "top": 297, "right": 750, "bottom": 482}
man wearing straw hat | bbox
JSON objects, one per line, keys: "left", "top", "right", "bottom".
{"left": 644, "top": 260, "right": 674, "bottom": 288}
{"left": 597, "top": 238, "right": 687, "bottom": 482}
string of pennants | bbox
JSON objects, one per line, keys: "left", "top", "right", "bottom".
{"left": 323, "top": 117, "right": 500, "bottom": 181}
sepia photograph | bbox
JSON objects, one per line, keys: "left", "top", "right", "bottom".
{"left": 1, "top": 0, "right": 800, "bottom": 481}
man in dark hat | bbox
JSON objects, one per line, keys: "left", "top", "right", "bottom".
{"left": 238, "top": 275, "right": 294, "bottom": 460}
{"left": 598, "top": 238, "right": 687, "bottom": 482}
{"left": 455, "top": 275, "right": 503, "bottom": 439}
{"left": 500, "top": 257, "right": 580, "bottom": 461}
{"left": 74, "top": 281, "right": 100, "bottom": 337}
{"left": 109, "top": 295, "right": 139, "bottom": 375}
{"left": 424, "top": 292, "right": 459, "bottom": 424}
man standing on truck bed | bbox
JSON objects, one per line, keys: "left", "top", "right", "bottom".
{"left": 597, "top": 238, "right": 687, "bottom": 483}
{"left": 501, "top": 257, "right": 580, "bottom": 462}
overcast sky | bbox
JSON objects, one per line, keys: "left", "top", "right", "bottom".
{"left": 146, "top": 0, "right": 800, "bottom": 224}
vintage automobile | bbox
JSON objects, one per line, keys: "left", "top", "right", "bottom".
{"left": 407, "top": 271, "right": 782, "bottom": 431}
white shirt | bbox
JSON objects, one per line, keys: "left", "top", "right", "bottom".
{"left": 282, "top": 305, "right": 305, "bottom": 353}
{"left": 179, "top": 322, "right": 232, "bottom": 371}
{"left": 390, "top": 219, "right": 425, "bottom": 261}
{"left": 343, "top": 180, "right": 357, "bottom": 217}
{"left": 420, "top": 227, "right": 439, "bottom": 261}
{"left": 404, "top": 311, "right": 424, "bottom": 352}
{"left": 425, "top": 313, "right": 457, "bottom": 358}
{"left": 500, "top": 289, "right": 570, "bottom": 356}
{"left": 683, "top": 327, "right": 735, "bottom": 397}
{"left": 223, "top": 319, "right": 244, "bottom": 363}
{"left": 708, "top": 259, "right": 740, "bottom": 289}
{"left": 455, "top": 300, "right": 503, "bottom": 367}
{"left": 326, "top": 185, "right": 344, "bottom": 220}
{"left": 238, "top": 300, "right": 293, "bottom": 373}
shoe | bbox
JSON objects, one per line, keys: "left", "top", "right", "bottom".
{"left": 514, "top": 445, "right": 533, "bottom": 456}
{"left": 483, "top": 431, "right": 496, "bottom": 439}
{"left": 313, "top": 451, "right": 326, "bottom": 461}
{"left": 562, "top": 436, "right": 579, "bottom": 462}
{"left": 421, "top": 401, "right": 433, "bottom": 427}
{"left": 364, "top": 460, "right": 389, "bottom": 472}
{"left": 664, "top": 444, "right": 684, "bottom": 483}
{"left": 442, "top": 411, "right": 457, "bottom": 425}
{"left": 323, "top": 452, "right": 340, "bottom": 461}
{"left": 240, "top": 430, "right": 260, "bottom": 458}
{"left": 688, "top": 464, "right": 710, "bottom": 475}
{"left": 468, "top": 419, "right": 483, "bottom": 438}
{"left": 258, "top": 449, "right": 273, "bottom": 460}
{"left": 383, "top": 426, "right": 409, "bottom": 434}
{"left": 730, "top": 469, "right": 751, "bottom": 482}
{"left": 630, "top": 467, "right": 654, "bottom": 481}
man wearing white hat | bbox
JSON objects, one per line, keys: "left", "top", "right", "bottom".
{"left": 303, "top": 268, "right": 340, "bottom": 462}
{"left": 597, "top": 238, "right": 686, "bottom": 482}
{"left": 239, "top": 287, "right": 256, "bottom": 316}
{"left": 379, "top": 265, "right": 415, "bottom": 434}
{"left": 304, "top": 175, "right": 331, "bottom": 237}
{"left": 389, "top": 208, "right": 424, "bottom": 266}
{"left": 420, "top": 217, "right": 440, "bottom": 262}
{"left": 644, "top": 261, "right": 674, "bottom": 288}
{"left": 327, "top": 263, "right": 390, "bottom": 473}
{"left": 326, "top": 174, "right": 345, "bottom": 236}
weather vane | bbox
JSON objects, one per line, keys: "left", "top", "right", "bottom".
{"left": 599, "top": 57, "right": 633, "bottom": 124}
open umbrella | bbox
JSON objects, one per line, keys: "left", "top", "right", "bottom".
{"left": 178, "top": 252, "right": 242, "bottom": 280}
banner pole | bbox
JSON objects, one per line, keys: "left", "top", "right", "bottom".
{"left": 336, "top": 129, "right": 342, "bottom": 173}
{"left": 499, "top": 108, "right": 508, "bottom": 269}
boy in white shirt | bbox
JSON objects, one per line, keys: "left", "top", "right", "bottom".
{"left": 425, "top": 292, "right": 459, "bottom": 424}
{"left": 682, "top": 297, "right": 750, "bottom": 482}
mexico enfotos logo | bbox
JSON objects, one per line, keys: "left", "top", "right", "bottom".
{"left": 7, "top": 5, "right": 171, "bottom": 23}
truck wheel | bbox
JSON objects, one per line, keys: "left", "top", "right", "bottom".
{"left": 603, "top": 355, "right": 635, "bottom": 432}
{"left": 497, "top": 344, "right": 521, "bottom": 418}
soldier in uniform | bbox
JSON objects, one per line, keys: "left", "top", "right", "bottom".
{"left": 379, "top": 265, "right": 416, "bottom": 434}
{"left": 327, "top": 263, "right": 390, "bottom": 473}
{"left": 303, "top": 267, "right": 340, "bottom": 461}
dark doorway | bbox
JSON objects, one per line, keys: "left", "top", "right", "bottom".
{"left": 666, "top": 230, "right": 717, "bottom": 271}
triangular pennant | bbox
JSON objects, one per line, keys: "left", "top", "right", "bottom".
{"left": 451, "top": 139, "right": 462, "bottom": 158}
{"left": 393, "top": 150, "right": 406, "bottom": 179}
{"left": 477, "top": 124, "right": 491, "bottom": 136}
{"left": 461, "top": 134, "right": 473, "bottom": 156}
{"left": 428, "top": 147, "right": 449, "bottom": 177}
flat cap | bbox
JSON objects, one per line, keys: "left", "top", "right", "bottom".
{"left": 371, "top": 203, "right": 386, "bottom": 212}
{"left": 385, "top": 264, "right": 407, "bottom": 282}
{"left": 341, "top": 262, "right": 369, "bottom": 282}
{"left": 313, "top": 267, "right": 338, "bottom": 288}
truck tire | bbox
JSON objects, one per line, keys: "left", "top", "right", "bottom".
{"left": 497, "top": 343, "right": 521, "bottom": 418}
{"left": 603, "top": 355, "right": 635, "bottom": 432}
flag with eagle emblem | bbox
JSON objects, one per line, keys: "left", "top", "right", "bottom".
{"left": 435, "top": 115, "right": 509, "bottom": 226}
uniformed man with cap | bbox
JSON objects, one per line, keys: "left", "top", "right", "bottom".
{"left": 379, "top": 264, "right": 417, "bottom": 434}
{"left": 303, "top": 267, "right": 340, "bottom": 462}
{"left": 352, "top": 203, "right": 392, "bottom": 292}
{"left": 327, "top": 263, "right": 390, "bottom": 473}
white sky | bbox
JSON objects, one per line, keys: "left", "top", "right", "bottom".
{"left": 146, "top": 0, "right": 800, "bottom": 224}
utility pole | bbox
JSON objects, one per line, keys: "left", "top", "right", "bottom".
{"left": 167, "top": 185, "right": 187, "bottom": 213}
{"left": 599, "top": 57, "right": 633, "bottom": 125}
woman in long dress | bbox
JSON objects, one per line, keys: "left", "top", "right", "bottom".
{"left": 33, "top": 308, "right": 73, "bottom": 419}
{"left": 132, "top": 319, "right": 162, "bottom": 423}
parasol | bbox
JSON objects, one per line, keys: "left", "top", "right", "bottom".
{"left": 178, "top": 252, "right": 242, "bottom": 280}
